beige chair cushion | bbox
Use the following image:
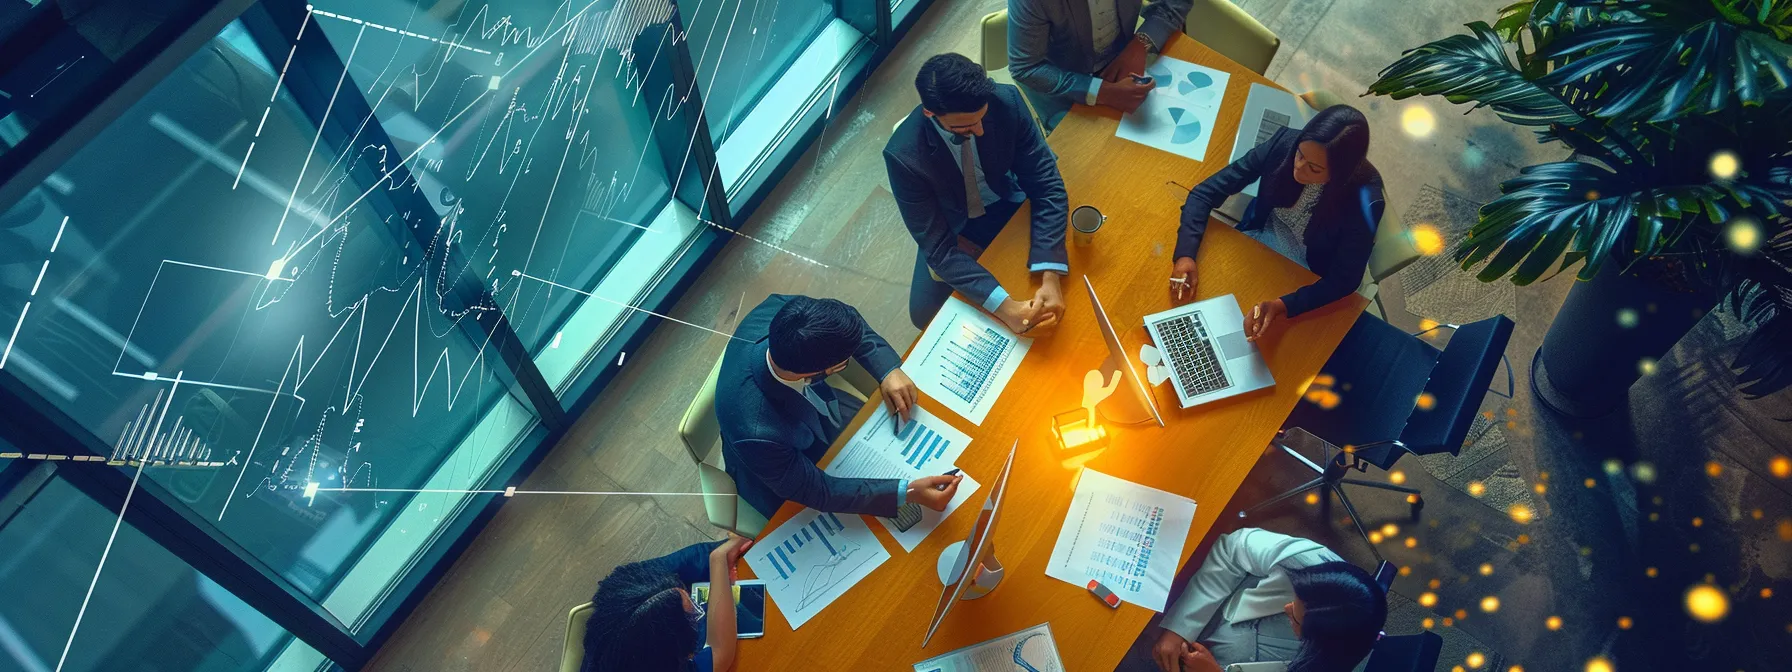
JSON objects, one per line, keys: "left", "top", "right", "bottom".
{"left": 1299, "top": 88, "right": 1350, "bottom": 112}
{"left": 1367, "top": 207, "right": 1421, "bottom": 284}
{"left": 1184, "top": 0, "right": 1280, "bottom": 76}
{"left": 560, "top": 602, "right": 594, "bottom": 672}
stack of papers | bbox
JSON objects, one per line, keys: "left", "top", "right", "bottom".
{"left": 745, "top": 509, "right": 890, "bottom": 629}
{"left": 1045, "top": 469, "right": 1198, "bottom": 611}
{"left": 913, "top": 622, "right": 1064, "bottom": 672}
{"left": 1116, "top": 57, "right": 1234, "bottom": 161}
{"left": 905, "top": 298, "right": 1031, "bottom": 425}
{"left": 826, "top": 408, "right": 983, "bottom": 551}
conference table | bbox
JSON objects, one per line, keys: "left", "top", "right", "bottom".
{"left": 739, "top": 34, "right": 1367, "bottom": 670}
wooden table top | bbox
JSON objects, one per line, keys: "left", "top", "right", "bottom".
{"left": 739, "top": 35, "right": 1368, "bottom": 670}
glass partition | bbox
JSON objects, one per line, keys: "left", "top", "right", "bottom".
{"left": 684, "top": 0, "right": 836, "bottom": 145}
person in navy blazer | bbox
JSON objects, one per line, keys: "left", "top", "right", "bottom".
{"left": 717, "top": 294, "right": 963, "bottom": 519}
{"left": 884, "top": 53, "right": 1071, "bottom": 332}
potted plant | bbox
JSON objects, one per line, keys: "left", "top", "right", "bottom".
{"left": 1366, "top": 0, "right": 1792, "bottom": 417}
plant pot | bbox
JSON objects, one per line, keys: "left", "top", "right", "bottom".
{"left": 1531, "top": 260, "right": 1720, "bottom": 418}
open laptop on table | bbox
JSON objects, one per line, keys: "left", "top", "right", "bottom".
{"left": 1143, "top": 295, "right": 1275, "bottom": 408}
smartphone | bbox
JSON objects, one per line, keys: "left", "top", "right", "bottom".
{"left": 690, "top": 580, "right": 767, "bottom": 640}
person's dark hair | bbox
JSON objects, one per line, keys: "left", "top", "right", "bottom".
{"left": 915, "top": 53, "right": 995, "bottom": 115}
{"left": 1269, "top": 104, "right": 1374, "bottom": 230}
{"left": 1285, "top": 561, "right": 1388, "bottom": 672}
{"left": 769, "top": 296, "right": 864, "bottom": 374}
{"left": 580, "top": 561, "right": 696, "bottom": 672}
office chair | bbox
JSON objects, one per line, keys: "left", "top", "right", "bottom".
{"left": 1238, "top": 314, "right": 1515, "bottom": 561}
{"left": 978, "top": 10, "right": 1045, "bottom": 131}
{"left": 1184, "top": 0, "right": 1281, "bottom": 75}
{"left": 1363, "top": 631, "right": 1444, "bottom": 672}
{"left": 677, "top": 354, "right": 880, "bottom": 537}
{"left": 559, "top": 602, "right": 594, "bottom": 672}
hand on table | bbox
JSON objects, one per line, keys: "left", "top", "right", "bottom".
{"left": 879, "top": 368, "right": 917, "bottom": 422}
{"left": 1169, "top": 256, "right": 1198, "bottom": 303}
{"left": 1245, "top": 299, "right": 1287, "bottom": 342}
{"left": 906, "top": 474, "right": 964, "bottom": 511}
{"left": 1152, "top": 630, "right": 1189, "bottom": 672}
{"left": 1096, "top": 77, "right": 1153, "bottom": 113}
{"left": 1100, "top": 37, "right": 1152, "bottom": 84}
{"left": 995, "top": 297, "right": 1043, "bottom": 334}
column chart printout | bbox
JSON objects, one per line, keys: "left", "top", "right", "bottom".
{"left": 904, "top": 298, "right": 1031, "bottom": 424}
{"left": 746, "top": 509, "right": 891, "bottom": 629}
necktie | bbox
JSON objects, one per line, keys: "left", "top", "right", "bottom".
{"left": 803, "top": 381, "right": 844, "bottom": 429}
{"left": 958, "top": 134, "right": 986, "bottom": 219}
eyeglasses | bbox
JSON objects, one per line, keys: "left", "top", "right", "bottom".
{"left": 687, "top": 598, "right": 706, "bottom": 625}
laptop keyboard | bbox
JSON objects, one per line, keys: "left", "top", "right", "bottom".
{"left": 1156, "top": 313, "right": 1232, "bottom": 397}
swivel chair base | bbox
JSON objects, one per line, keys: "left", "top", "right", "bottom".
{"left": 1236, "top": 432, "right": 1422, "bottom": 562}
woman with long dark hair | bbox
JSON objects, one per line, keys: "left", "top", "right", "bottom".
{"left": 1167, "top": 105, "right": 1382, "bottom": 342}
{"left": 1153, "top": 529, "right": 1386, "bottom": 672}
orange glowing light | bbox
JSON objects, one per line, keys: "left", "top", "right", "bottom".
{"left": 1545, "top": 616, "right": 1562, "bottom": 630}
{"left": 1419, "top": 592, "right": 1438, "bottom": 607}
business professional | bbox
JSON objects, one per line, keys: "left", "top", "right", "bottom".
{"left": 1169, "top": 105, "right": 1381, "bottom": 342}
{"left": 717, "top": 294, "right": 962, "bottom": 519}
{"left": 886, "top": 53, "right": 1070, "bottom": 332}
{"left": 1007, "top": 0, "right": 1194, "bottom": 128}
{"left": 1151, "top": 529, "right": 1386, "bottom": 672}
{"left": 580, "top": 534, "right": 753, "bottom": 672}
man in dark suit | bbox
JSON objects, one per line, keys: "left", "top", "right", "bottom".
{"left": 884, "top": 53, "right": 1071, "bottom": 331}
{"left": 717, "top": 294, "right": 963, "bottom": 519}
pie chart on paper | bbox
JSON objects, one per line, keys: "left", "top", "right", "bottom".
{"left": 1166, "top": 107, "right": 1203, "bottom": 145}
{"left": 1118, "top": 56, "right": 1233, "bottom": 160}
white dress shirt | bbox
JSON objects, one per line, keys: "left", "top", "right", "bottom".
{"left": 1159, "top": 529, "right": 1343, "bottom": 671}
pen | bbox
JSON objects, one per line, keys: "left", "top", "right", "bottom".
{"left": 892, "top": 412, "right": 907, "bottom": 436}
{"left": 1170, "top": 275, "right": 1188, "bottom": 300}
{"left": 935, "top": 468, "right": 962, "bottom": 491}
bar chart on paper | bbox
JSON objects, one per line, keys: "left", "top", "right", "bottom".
{"left": 907, "top": 298, "right": 1031, "bottom": 424}
{"left": 747, "top": 509, "right": 891, "bottom": 629}
{"left": 825, "top": 407, "right": 981, "bottom": 551}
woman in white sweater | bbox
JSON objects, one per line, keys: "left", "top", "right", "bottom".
{"left": 1152, "top": 529, "right": 1386, "bottom": 672}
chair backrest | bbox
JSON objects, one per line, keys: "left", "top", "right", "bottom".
{"left": 1362, "top": 631, "right": 1443, "bottom": 672}
{"left": 1401, "top": 315, "right": 1515, "bottom": 455}
{"left": 678, "top": 357, "right": 730, "bottom": 465}
{"left": 1288, "top": 313, "right": 1440, "bottom": 463}
{"left": 1299, "top": 89, "right": 1349, "bottom": 112}
{"left": 1368, "top": 207, "right": 1422, "bottom": 284}
{"left": 981, "top": 11, "right": 1009, "bottom": 71}
{"left": 1184, "top": 0, "right": 1280, "bottom": 75}
{"left": 560, "top": 602, "right": 595, "bottom": 672}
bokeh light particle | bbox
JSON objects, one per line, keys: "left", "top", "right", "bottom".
{"left": 1369, "top": 531, "right": 1385, "bottom": 544}
{"left": 1405, "top": 536, "right": 1418, "bottom": 548}
{"left": 1630, "top": 462, "right": 1657, "bottom": 484}
{"left": 1616, "top": 308, "right": 1639, "bottom": 328}
{"left": 1381, "top": 523, "right": 1400, "bottom": 537}
{"left": 1419, "top": 591, "right": 1438, "bottom": 607}
{"left": 1617, "top": 616, "right": 1632, "bottom": 630}
{"left": 1585, "top": 656, "right": 1614, "bottom": 672}
{"left": 1304, "top": 492, "right": 1320, "bottom": 505}
{"left": 1509, "top": 504, "right": 1535, "bottom": 524}
{"left": 1637, "top": 358, "right": 1658, "bottom": 376}
{"left": 1391, "top": 470, "right": 1408, "bottom": 484}
{"left": 1770, "top": 456, "right": 1790, "bottom": 479}
{"left": 1422, "top": 617, "right": 1435, "bottom": 628}
{"left": 1545, "top": 615, "right": 1563, "bottom": 630}
{"left": 1706, "top": 461, "right": 1724, "bottom": 478}
{"left": 1466, "top": 652, "right": 1486, "bottom": 669}
{"left": 1602, "top": 459, "right": 1623, "bottom": 475}
{"left": 1709, "top": 150, "right": 1740, "bottom": 180}
{"left": 1646, "top": 567, "right": 1658, "bottom": 578}
{"left": 1480, "top": 596, "right": 1500, "bottom": 613}
{"left": 1726, "top": 217, "right": 1762, "bottom": 254}
{"left": 1402, "top": 104, "right": 1437, "bottom": 137}
{"left": 1778, "top": 518, "right": 1792, "bottom": 541}
{"left": 1685, "top": 584, "right": 1730, "bottom": 622}
{"left": 1468, "top": 481, "right": 1487, "bottom": 497}
{"left": 1411, "top": 224, "right": 1446, "bottom": 256}
{"left": 1479, "top": 563, "right": 1494, "bottom": 576}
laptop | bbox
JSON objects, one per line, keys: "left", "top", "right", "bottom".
{"left": 1142, "top": 295, "right": 1275, "bottom": 408}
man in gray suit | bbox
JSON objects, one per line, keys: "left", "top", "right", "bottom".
{"left": 1007, "top": 0, "right": 1193, "bottom": 129}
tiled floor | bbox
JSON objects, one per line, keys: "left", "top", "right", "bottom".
{"left": 366, "top": 1, "right": 1792, "bottom": 671}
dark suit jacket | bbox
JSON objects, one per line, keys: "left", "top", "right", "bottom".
{"left": 884, "top": 84, "right": 1069, "bottom": 307}
{"left": 717, "top": 295, "right": 904, "bottom": 518}
{"left": 1175, "top": 128, "right": 1384, "bottom": 318}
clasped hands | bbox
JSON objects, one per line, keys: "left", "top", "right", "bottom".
{"left": 994, "top": 272, "right": 1066, "bottom": 335}
{"left": 1153, "top": 630, "right": 1224, "bottom": 672}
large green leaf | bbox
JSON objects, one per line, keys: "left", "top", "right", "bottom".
{"left": 1539, "top": 4, "right": 1792, "bottom": 121}
{"left": 1369, "top": 21, "right": 1588, "bottom": 127}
